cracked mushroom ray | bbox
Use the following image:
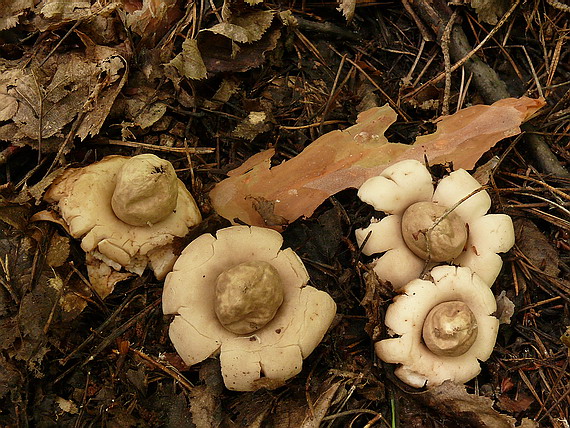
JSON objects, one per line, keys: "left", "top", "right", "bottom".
{"left": 162, "top": 225, "right": 337, "bottom": 391}
{"left": 41, "top": 154, "right": 202, "bottom": 297}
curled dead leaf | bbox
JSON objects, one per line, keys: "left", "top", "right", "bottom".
{"left": 169, "top": 38, "right": 208, "bottom": 80}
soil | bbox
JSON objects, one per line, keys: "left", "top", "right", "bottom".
{"left": 0, "top": 1, "right": 568, "bottom": 427}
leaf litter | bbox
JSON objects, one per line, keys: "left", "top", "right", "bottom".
{"left": 0, "top": 0, "right": 568, "bottom": 426}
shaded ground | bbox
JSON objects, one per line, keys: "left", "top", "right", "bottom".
{"left": 0, "top": 0, "right": 569, "bottom": 427}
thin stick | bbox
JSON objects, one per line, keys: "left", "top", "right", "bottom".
{"left": 403, "top": 0, "right": 521, "bottom": 101}
{"left": 441, "top": 11, "right": 457, "bottom": 116}
{"left": 421, "top": 186, "right": 489, "bottom": 276}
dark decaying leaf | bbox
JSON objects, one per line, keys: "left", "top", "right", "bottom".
{"left": 198, "top": 25, "right": 281, "bottom": 74}
{"left": 514, "top": 218, "right": 560, "bottom": 277}
{"left": 189, "top": 359, "right": 224, "bottom": 428}
{"left": 418, "top": 381, "right": 537, "bottom": 428}
{"left": 0, "top": 353, "right": 21, "bottom": 399}
{"left": 267, "top": 380, "right": 343, "bottom": 428}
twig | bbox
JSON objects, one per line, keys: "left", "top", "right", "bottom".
{"left": 521, "top": 45, "right": 544, "bottom": 99}
{"left": 319, "top": 54, "right": 348, "bottom": 134}
{"left": 129, "top": 348, "right": 194, "bottom": 392}
{"left": 81, "top": 298, "right": 161, "bottom": 367}
{"left": 421, "top": 185, "right": 489, "bottom": 277}
{"left": 441, "top": 11, "right": 457, "bottom": 116}
{"left": 295, "top": 16, "right": 360, "bottom": 42}
{"left": 98, "top": 139, "right": 215, "bottom": 154}
{"left": 546, "top": 0, "right": 570, "bottom": 12}
{"left": 401, "top": 0, "right": 434, "bottom": 41}
{"left": 340, "top": 54, "right": 411, "bottom": 122}
{"left": 404, "top": 0, "right": 521, "bottom": 101}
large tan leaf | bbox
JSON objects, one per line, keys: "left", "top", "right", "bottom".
{"left": 210, "top": 97, "right": 544, "bottom": 229}
{"left": 206, "top": 10, "right": 275, "bottom": 43}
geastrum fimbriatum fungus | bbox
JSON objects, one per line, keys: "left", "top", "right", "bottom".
{"left": 356, "top": 159, "right": 514, "bottom": 289}
{"left": 376, "top": 265, "right": 499, "bottom": 388}
{"left": 44, "top": 154, "right": 202, "bottom": 283}
{"left": 162, "top": 225, "right": 337, "bottom": 391}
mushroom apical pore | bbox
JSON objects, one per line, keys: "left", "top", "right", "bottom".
{"left": 112, "top": 154, "right": 179, "bottom": 226}
{"left": 422, "top": 300, "right": 478, "bottom": 357}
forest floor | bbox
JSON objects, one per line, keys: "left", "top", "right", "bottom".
{"left": 0, "top": 0, "right": 569, "bottom": 427}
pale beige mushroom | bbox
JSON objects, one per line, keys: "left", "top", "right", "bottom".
{"left": 375, "top": 265, "right": 499, "bottom": 388}
{"left": 44, "top": 154, "right": 202, "bottom": 284}
{"left": 356, "top": 160, "right": 515, "bottom": 289}
{"left": 162, "top": 225, "right": 337, "bottom": 391}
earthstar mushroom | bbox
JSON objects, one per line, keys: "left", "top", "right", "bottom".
{"left": 356, "top": 160, "right": 515, "bottom": 289}
{"left": 44, "top": 154, "right": 202, "bottom": 285}
{"left": 375, "top": 265, "right": 499, "bottom": 388}
{"left": 162, "top": 225, "right": 337, "bottom": 391}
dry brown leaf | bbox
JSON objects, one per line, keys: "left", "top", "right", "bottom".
{"left": 189, "top": 360, "right": 224, "bottom": 428}
{"left": 86, "top": 253, "right": 133, "bottom": 300}
{"left": 497, "top": 393, "right": 534, "bottom": 413}
{"left": 31, "top": 0, "right": 112, "bottom": 33}
{"left": 169, "top": 38, "right": 207, "bottom": 80}
{"left": 0, "top": 44, "right": 128, "bottom": 148}
{"left": 419, "top": 381, "right": 534, "bottom": 427}
{"left": 263, "top": 380, "right": 343, "bottom": 427}
{"left": 514, "top": 218, "right": 560, "bottom": 277}
{"left": 233, "top": 111, "right": 272, "bottom": 140}
{"left": 206, "top": 10, "right": 275, "bottom": 43}
{"left": 300, "top": 381, "right": 342, "bottom": 427}
{"left": 0, "top": 0, "right": 33, "bottom": 30}
{"left": 45, "top": 232, "right": 70, "bottom": 268}
{"left": 469, "top": 0, "right": 510, "bottom": 25}
{"left": 0, "top": 92, "right": 18, "bottom": 121}
{"left": 125, "top": 0, "right": 182, "bottom": 47}
{"left": 38, "top": 0, "right": 90, "bottom": 20}
{"left": 495, "top": 291, "right": 515, "bottom": 325}
{"left": 210, "top": 97, "right": 544, "bottom": 229}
